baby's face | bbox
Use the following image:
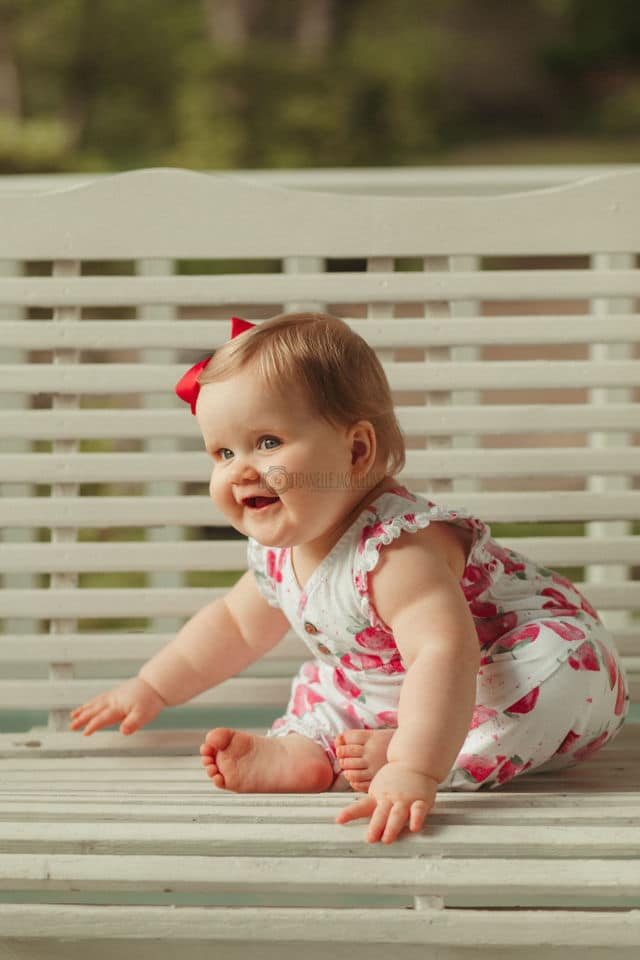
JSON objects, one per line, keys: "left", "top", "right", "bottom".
{"left": 196, "top": 366, "right": 361, "bottom": 551}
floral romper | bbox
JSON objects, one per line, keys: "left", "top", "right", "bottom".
{"left": 247, "top": 486, "right": 629, "bottom": 791}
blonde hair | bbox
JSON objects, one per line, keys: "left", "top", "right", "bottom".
{"left": 198, "top": 312, "right": 405, "bottom": 476}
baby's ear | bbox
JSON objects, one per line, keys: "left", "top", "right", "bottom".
{"left": 351, "top": 439, "right": 367, "bottom": 465}
{"left": 349, "top": 421, "right": 377, "bottom": 472}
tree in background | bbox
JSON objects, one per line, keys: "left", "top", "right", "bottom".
{"left": 0, "top": 0, "right": 638, "bottom": 173}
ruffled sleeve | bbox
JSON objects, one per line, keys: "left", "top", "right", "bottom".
{"left": 351, "top": 501, "right": 470, "bottom": 629}
{"left": 246, "top": 537, "right": 284, "bottom": 609}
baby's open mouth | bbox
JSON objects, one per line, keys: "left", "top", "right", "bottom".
{"left": 243, "top": 496, "right": 280, "bottom": 510}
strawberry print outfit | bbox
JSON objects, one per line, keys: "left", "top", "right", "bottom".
{"left": 247, "top": 486, "right": 629, "bottom": 791}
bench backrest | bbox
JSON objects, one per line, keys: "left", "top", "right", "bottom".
{"left": 1, "top": 168, "right": 638, "bottom": 733}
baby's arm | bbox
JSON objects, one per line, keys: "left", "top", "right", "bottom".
{"left": 380, "top": 524, "right": 480, "bottom": 783}
{"left": 336, "top": 522, "right": 479, "bottom": 842}
{"left": 70, "top": 570, "right": 291, "bottom": 735}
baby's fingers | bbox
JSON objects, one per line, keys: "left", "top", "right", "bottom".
{"left": 335, "top": 795, "right": 376, "bottom": 825}
{"left": 81, "top": 706, "right": 122, "bottom": 736}
{"left": 119, "top": 705, "right": 145, "bottom": 736}
{"left": 68, "top": 702, "right": 103, "bottom": 730}
{"left": 409, "top": 799, "right": 429, "bottom": 833}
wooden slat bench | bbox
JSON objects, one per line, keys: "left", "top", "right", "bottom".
{"left": 0, "top": 167, "right": 639, "bottom": 958}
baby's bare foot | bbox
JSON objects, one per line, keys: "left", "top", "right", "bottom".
{"left": 199, "top": 727, "right": 334, "bottom": 793}
{"left": 334, "top": 729, "right": 396, "bottom": 792}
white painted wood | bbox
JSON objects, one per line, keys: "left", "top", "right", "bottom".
{"left": 0, "top": 269, "right": 639, "bottom": 307}
{"left": 586, "top": 252, "right": 635, "bottom": 634}
{"left": 1, "top": 853, "right": 639, "bottom": 907}
{"left": 4, "top": 358, "right": 639, "bottom": 394}
{"left": 0, "top": 402, "right": 637, "bottom": 440}
{"left": 1, "top": 629, "right": 637, "bottom": 666}
{"left": 1, "top": 904, "right": 639, "bottom": 959}
{"left": 0, "top": 579, "right": 638, "bottom": 618}
{"left": 1, "top": 168, "right": 639, "bottom": 957}
{"left": 0, "top": 632, "right": 304, "bottom": 663}
{"left": 0, "top": 676, "right": 294, "bottom": 710}
{"left": 2, "top": 534, "right": 637, "bottom": 573}
{"left": 0, "top": 727, "right": 635, "bottom": 760}
{"left": 421, "top": 255, "right": 453, "bottom": 495}
{"left": 138, "top": 256, "right": 184, "bottom": 635}
{"left": 1, "top": 491, "right": 639, "bottom": 526}
{"left": 1, "top": 818, "right": 638, "bottom": 858}
{"left": 0, "top": 257, "right": 39, "bottom": 639}
{"left": 47, "top": 260, "right": 81, "bottom": 733}
{"left": 2, "top": 314, "right": 639, "bottom": 349}
{"left": 1, "top": 657, "right": 638, "bottom": 709}
{"left": 448, "top": 254, "right": 481, "bottom": 497}
{"left": 0, "top": 168, "right": 639, "bottom": 260}
{"left": 4, "top": 446, "right": 639, "bottom": 485}
{"left": 2, "top": 796, "right": 639, "bottom": 822}
{"left": 0, "top": 163, "right": 638, "bottom": 197}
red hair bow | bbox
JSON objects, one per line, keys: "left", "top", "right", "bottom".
{"left": 174, "top": 316, "right": 256, "bottom": 414}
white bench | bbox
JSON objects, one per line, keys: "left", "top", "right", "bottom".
{"left": 0, "top": 167, "right": 639, "bottom": 958}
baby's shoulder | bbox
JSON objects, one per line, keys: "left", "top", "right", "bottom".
{"left": 375, "top": 519, "right": 469, "bottom": 581}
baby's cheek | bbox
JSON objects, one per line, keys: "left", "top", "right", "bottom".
{"left": 209, "top": 472, "right": 228, "bottom": 510}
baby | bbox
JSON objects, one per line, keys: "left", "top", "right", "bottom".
{"left": 70, "top": 312, "right": 629, "bottom": 845}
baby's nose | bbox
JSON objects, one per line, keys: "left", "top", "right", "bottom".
{"left": 231, "top": 457, "right": 259, "bottom": 482}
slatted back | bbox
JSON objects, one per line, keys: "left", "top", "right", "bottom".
{"left": 1, "top": 168, "right": 638, "bottom": 732}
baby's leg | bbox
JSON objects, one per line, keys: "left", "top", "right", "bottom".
{"left": 200, "top": 728, "right": 334, "bottom": 793}
{"left": 442, "top": 620, "right": 628, "bottom": 791}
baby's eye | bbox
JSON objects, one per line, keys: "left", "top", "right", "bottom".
{"left": 215, "top": 448, "right": 234, "bottom": 461}
{"left": 259, "top": 436, "right": 281, "bottom": 451}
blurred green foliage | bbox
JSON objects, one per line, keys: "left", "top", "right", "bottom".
{"left": 0, "top": 0, "right": 638, "bottom": 173}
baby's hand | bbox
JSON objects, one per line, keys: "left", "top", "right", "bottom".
{"left": 69, "top": 676, "right": 166, "bottom": 736}
{"left": 335, "top": 761, "right": 438, "bottom": 844}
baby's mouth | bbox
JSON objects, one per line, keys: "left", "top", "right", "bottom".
{"left": 243, "top": 496, "right": 280, "bottom": 510}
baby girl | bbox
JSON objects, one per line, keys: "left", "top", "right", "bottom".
{"left": 70, "top": 312, "right": 629, "bottom": 844}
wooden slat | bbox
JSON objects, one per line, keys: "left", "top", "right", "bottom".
{"left": 1, "top": 816, "right": 637, "bottom": 857}
{"left": 0, "top": 632, "right": 304, "bottom": 663}
{"left": 0, "top": 724, "right": 636, "bottom": 762}
{"left": 0, "top": 269, "right": 639, "bottom": 308}
{"left": 1, "top": 402, "right": 639, "bottom": 440}
{"left": 0, "top": 495, "right": 224, "bottom": 527}
{"left": 397, "top": 403, "right": 640, "bottom": 435}
{"left": 0, "top": 729, "right": 206, "bottom": 758}
{"left": 1, "top": 795, "right": 640, "bottom": 822}
{"left": 1, "top": 491, "right": 638, "bottom": 527}
{"left": 0, "top": 903, "right": 638, "bottom": 958}
{"left": 3, "top": 447, "right": 639, "bottom": 484}
{"left": 0, "top": 853, "right": 638, "bottom": 908}
{"left": 0, "top": 164, "right": 636, "bottom": 195}
{"left": 2, "top": 314, "right": 640, "bottom": 349}
{"left": 0, "top": 540, "right": 248, "bottom": 573}
{"left": 0, "top": 167, "right": 639, "bottom": 260}
{"left": 1, "top": 535, "right": 638, "bottom": 573}
{"left": 0, "top": 660, "right": 638, "bottom": 709}
{"left": 0, "top": 676, "right": 292, "bottom": 710}
{"left": 1, "top": 581, "right": 638, "bottom": 620}
{"left": 0, "top": 587, "right": 225, "bottom": 618}
{"left": 1, "top": 632, "right": 636, "bottom": 667}
{"left": 3, "top": 359, "right": 640, "bottom": 394}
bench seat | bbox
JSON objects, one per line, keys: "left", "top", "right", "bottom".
{"left": 1, "top": 725, "right": 640, "bottom": 959}
{"left": 1, "top": 167, "right": 639, "bottom": 957}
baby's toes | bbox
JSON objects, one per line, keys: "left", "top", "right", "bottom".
{"left": 336, "top": 742, "right": 365, "bottom": 760}
{"left": 343, "top": 770, "right": 371, "bottom": 793}
{"left": 338, "top": 753, "right": 368, "bottom": 771}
